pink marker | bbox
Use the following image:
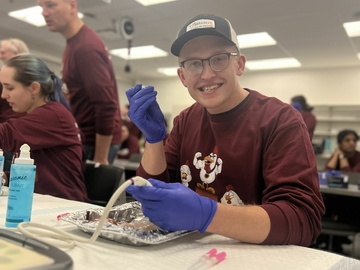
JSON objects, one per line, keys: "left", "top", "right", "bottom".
{"left": 56, "top": 212, "right": 69, "bottom": 220}
{"left": 188, "top": 248, "right": 226, "bottom": 270}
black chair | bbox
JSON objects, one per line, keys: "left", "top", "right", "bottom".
{"left": 83, "top": 163, "right": 125, "bottom": 207}
{"left": 320, "top": 220, "right": 360, "bottom": 257}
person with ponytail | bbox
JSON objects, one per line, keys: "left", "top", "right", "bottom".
{"left": 0, "top": 54, "right": 88, "bottom": 202}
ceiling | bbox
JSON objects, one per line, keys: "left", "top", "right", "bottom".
{"left": 0, "top": 0, "right": 360, "bottom": 81}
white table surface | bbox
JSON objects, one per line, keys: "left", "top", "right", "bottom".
{"left": 0, "top": 194, "right": 359, "bottom": 270}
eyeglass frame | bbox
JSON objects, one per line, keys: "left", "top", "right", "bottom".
{"left": 180, "top": 52, "right": 239, "bottom": 75}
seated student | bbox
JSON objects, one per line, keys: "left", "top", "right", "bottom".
{"left": 0, "top": 54, "right": 88, "bottom": 202}
{"left": 125, "top": 14, "right": 324, "bottom": 246}
{"left": 117, "top": 124, "right": 140, "bottom": 160}
{"left": 291, "top": 95, "right": 317, "bottom": 140}
{"left": 319, "top": 129, "right": 360, "bottom": 254}
{"left": 121, "top": 104, "right": 143, "bottom": 139}
{"left": 325, "top": 129, "right": 360, "bottom": 172}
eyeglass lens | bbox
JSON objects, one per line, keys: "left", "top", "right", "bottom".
{"left": 183, "top": 53, "right": 231, "bottom": 74}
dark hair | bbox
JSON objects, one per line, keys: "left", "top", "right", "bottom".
{"left": 4, "top": 54, "right": 71, "bottom": 111}
{"left": 291, "top": 95, "right": 313, "bottom": 112}
{"left": 337, "top": 129, "right": 359, "bottom": 145}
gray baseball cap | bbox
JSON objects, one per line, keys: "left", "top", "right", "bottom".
{"left": 171, "top": 14, "right": 240, "bottom": 56}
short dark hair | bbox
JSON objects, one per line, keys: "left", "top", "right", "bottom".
{"left": 337, "top": 129, "right": 359, "bottom": 145}
{"left": 291, "top": 95, "right": 313, "bottom": 111}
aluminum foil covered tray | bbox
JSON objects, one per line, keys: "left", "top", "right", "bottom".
{"left": 61, "top": 201, "right": 193, "bottom": 246}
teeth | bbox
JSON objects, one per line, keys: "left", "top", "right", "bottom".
{"left": 202, "top": 84, "right": 220, "bottom": 92}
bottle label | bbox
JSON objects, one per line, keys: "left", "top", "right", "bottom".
{"left": 6, "top": 164, "right": 36, "bottom": 227}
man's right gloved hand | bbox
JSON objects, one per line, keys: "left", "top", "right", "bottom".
{"left": 126, "top": 84, "right": 167, "bottom": 144}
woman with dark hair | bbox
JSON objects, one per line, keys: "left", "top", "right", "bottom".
{"left": 0, "top": 54, "right": 88, "bottom": 202}
{"left": 325, "top": 129, "right": 360, "bottom": 172}
{"left": 291, "top": 95, "right": 317, "bottom": 140}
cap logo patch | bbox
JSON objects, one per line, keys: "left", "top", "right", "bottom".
{"left": 186, "top": 19, "right": 215, "bottom": 32}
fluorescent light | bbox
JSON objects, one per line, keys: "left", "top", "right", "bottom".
{"left": 134, "top": 0, "right": 176, "bottom": 6}
{"left": 110, "top": 45, "right": 168, "bottom": 60}
{"left": 157, "top": 67, "right": 179, "bottom": 76}
{"left": 8, "top": 6, "right": 83, "bottom": 27}
{"left": 358, "top": 53, "right": 360, "bottom": 60}
{"left": 237, "top": 32, "right": 277, "bottom": 49}
{"left": 343, "top": 21, "right": 360, "bottom": 37}
{"left": 246, "top": 58, "right": 301, "bottom": 70}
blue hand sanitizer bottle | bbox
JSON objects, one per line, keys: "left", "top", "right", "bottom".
{"left": 5, "top": 144, "right": 36, "bottom": 228}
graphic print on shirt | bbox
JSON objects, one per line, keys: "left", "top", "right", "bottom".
{"left": 193, "top": 146, "right": 222, "bottom": 194}
{"left": 220, "top": 185, "right": 244, "bottom": 206}
{"left": 180, "top": 160, "right": 192, "bottom": 187}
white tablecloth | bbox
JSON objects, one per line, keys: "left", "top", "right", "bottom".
{"left": 0, "top": 194, "right": 359, "bottom": 270}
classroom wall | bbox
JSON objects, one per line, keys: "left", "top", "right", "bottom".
{"left": 41, "top": 56, "right": 360, "bottom": 133}
{"left": 41, "top": 58, "right": 134, "bottom": 109}
{"left": 138, "top": 66, "right": 360, "bottom": 131}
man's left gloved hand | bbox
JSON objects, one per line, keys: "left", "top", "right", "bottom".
{"left": 126, "top": 179, "right": 218, "bottom": 233}
{"left": 126, "top": 84, "right": 166, "bottom": 144}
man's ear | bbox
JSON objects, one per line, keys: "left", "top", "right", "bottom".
{"left": 177, "top": 67, "right": 187, "bottom": 88}
{"left": 177, "top": 67, "right": 187, "bottom": 87}
{"left": 236, "top": 54, "right": 246, "bottom": 76}
{"left": 69, "top": 0, "right": 78, "bottom": 14}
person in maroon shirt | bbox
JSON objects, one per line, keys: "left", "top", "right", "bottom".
{"left": 322, "top": 129, "right": 360, "bottom": 254}
{"left": 0, "top": 54, "right": 88, "bottom": 202}
{"left": 291, "top": 95, "right": 317, "bottom": 140}
{"left": 325, "top": 129, "right": 360, "bottom": 172}
{"left": 117, "top": 124, "right": 140, "bottom": 160}
{"left": 0, "top": 38, "right": 29, "bottom": 171}
{"left": 125, "top": 14, "right": 324, "bottom": 246}
{"left": 39, "top": 0, "right": 122, "bottom": 165}
{"left": 121, "top": 104, "right": 143, "bottom": 140}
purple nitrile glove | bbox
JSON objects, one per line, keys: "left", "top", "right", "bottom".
{"left": 126, "top": 84, "right": 167, "bottom": 144}
{"left": 126, "top": 178, "right": 218, "bottom": 233}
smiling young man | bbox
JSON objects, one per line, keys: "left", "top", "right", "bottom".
{"left": 37, "top": 0, "right": 122, "bottom": 165}
{"left": 125, "top": 14, "right": 325, "bottom": 246}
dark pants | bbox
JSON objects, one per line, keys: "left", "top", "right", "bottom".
{"left": 4, "top": 151, "right": 14, "bottom": 172}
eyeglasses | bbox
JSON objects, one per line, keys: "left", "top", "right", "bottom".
{"left": 180, "top": 52, "right": 239, "bottom": 75}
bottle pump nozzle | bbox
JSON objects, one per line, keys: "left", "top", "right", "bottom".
{"left": 14, "top": 144, "right": 34, "bottom": 165}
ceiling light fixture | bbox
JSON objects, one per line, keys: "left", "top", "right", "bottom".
{"left": 157, "top": 67, "right": 179, "bottom": 76}
{"left": 237, "top": 32, "right": 277, "bottom": 48}
{"left": 343, "top": 21, "right": 360, "bottom": 37}
{"left": 357, "top": 53, "right": 360, "bottom": 60}
{"left": 134, "top": 0, "right": 177, "bottom": 6}
{"left": 110, "top": 45, "right": 168, "bottom": 60}
{"left": 246, "top": 58, "right": 301, "bottom": 70}
{"left": 8, "top": 6, "right": 83, "bottom": 27}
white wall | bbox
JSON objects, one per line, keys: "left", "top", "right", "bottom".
{"left": 140, "top": 66, "right": 360, "bottom": 130}
{"left": 41, "top": 58, "right": 135, "bottom": 110}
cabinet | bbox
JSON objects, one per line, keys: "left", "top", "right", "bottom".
{"left": 313, "top": 105, "right": 360, "bottom": 153}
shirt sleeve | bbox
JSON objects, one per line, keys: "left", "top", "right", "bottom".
{"left": 260, "top": 121, "right": 325, "bottom": 245}
{"left": 0, "top": 106, "right": 68, "bottom": 152}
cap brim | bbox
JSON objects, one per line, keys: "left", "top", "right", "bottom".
{"left": 171, "top": 28, "right": 236, "bottom": 56}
